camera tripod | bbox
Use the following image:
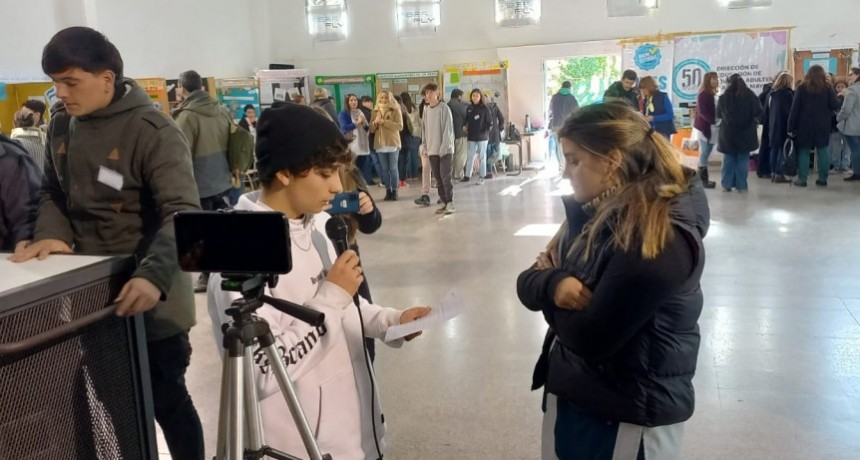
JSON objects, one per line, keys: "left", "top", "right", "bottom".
{"left": 215, "top": 274, "right": 332, "bottom": 460}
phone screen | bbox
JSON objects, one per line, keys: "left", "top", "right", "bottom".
{"left": 175, "top": 211, "right": 291, "bottom": 274}
{"left": 328, "top": 192, "right": 360, "bottom": 215}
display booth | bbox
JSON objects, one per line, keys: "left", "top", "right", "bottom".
{"left": 216, "top": 78, "right": 261, "bottom": 121}
{"left": 315, "top": 75, "right": 376, "bottom": 112}
{"left": 0, "top": 81, "right": 55, "bottom": 134}
{"left": 256, "top": 69, "right": 311, "bottom": 111}
{"left": 443, "top": 61, "right": 510, "bottom": 124}
{"left": 620, "top": 28, "right": 790, "bottom": 130}
{"left": 134, "top": 78, "right": 170, "bottom": 115}
{"left": 376, "top": 71, "right": 440, "bottom": 105}
{"left": 792, "top": 47, "right": 856, "bottom": 81}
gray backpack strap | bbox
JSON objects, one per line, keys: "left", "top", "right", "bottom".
{"left": 311, "top": 224, "right": 333, "bottom": 271}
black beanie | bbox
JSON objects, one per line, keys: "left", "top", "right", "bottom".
{"left": 255, "top": 103, "right": 344, "bottom": 182}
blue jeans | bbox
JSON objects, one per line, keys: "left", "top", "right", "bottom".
{"left": 845, "top": 135, "right": 860, "bottom": 174}
{"left": 377, "top": 149, "right": 400, "bottom": 190}
{"left": 369, "top": 150, "right": 383, "bottom": 184}
{"left": 548, "top": 132, "right": 563, "bottom": 166}
{"left": 486, "top": 142, "right": 500, "bottom": 173}
{"left": 356, "top": 155, "right": 374, "bottom": 185}
{"left": 721, "top": 152, "right": 750, "bottom": 190}
{"left": 830, "top": 132, "right": 851, "bottom": 170}
{"left": 466, "top": 140, "right": 488, "bottom": 178}
{"left": 398, "top": 135, "right": 420, "bottom": 179}
{"left": 699, "top": 141, "right": 714, "bottom": 168}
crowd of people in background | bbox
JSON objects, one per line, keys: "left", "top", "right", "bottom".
{"left": 693, "top": 65, "right": 860, "bottom": 191}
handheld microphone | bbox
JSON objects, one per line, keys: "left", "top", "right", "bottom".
{"left": 325, "top": 216, "right": 351, "bottom": 257}
{"left": 324, "top": 216, "right": 360, "bottom": 306}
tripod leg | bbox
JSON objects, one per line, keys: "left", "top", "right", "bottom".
{"left": 216, "top": 354, "right": 232, "bottom": 460}
{"left": 243, "top": 346, "right": 264, "bottom": 451}
{"left": 261, "top": 343, "right": 326, "bottom": 460}
{"left": 228, "top": 354, "right": 245, "bottom": 460}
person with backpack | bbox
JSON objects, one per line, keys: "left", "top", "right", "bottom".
{"left": 766, "top": 73, "right": 795, "bottom": 184}
{"left": 0, "top": 132, "right": 42, "bottom": 252}
{"left": 788, "top": 65, "right": 842, "bottom": 187}
{"left": 10, "top": 109, "right": 48, "bottom": 172}
{"left": 10, "top": 27, "right": 205, "bottom": 459}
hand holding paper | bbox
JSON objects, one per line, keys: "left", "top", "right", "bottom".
{"left": 385, "top": 290, "right": 463, "bottom": 342}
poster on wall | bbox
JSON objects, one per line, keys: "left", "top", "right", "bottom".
{"left": 306, "top": 0, "right": 348, "bottom": 42}
{"left": 496, "top": 0, "right": 541, "bottom": 27}
{"left": 396, "top": 0, "right": 440, "bottom": 36}
{"left": 135, "top": 78, "right": 170, "bottom": 114}
{"left": 443, "top": 61, "right": 510, "bottom": 129}
{"left": 622, "top": 42, "right": 674, "bottom": 95}
{"left": 672, "top": 30, "right": 789, "bottom": 104}
{"left": 217, "top": 78, "right": 260, "bottom": 121}
{"left": 257, "top": 69, "right": 311, "bottom": 110}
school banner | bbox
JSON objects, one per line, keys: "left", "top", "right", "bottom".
{"left": 622, "top": 42, "right": 674, "bottom": 94}
{"left": 672, "top": 30, "right": 789, "bottom": 103}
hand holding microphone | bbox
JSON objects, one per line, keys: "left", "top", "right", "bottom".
{"left": 325, "top": 216, "right": 363, "bottom": 302}
{"left": 327, "top": 250, "right": 363, "bottom": 297}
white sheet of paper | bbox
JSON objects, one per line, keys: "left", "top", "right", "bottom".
{"left": 274, "top": 88, "right": 288, "bottom": 102}
{"left": 97, "top": 166, "right": 124, "bottom": 191}
{"left": 384, "top": 290, "right": 462, "bottom": 342}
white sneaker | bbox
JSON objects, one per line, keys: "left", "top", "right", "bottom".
{"left": 477, "top": 178, "right": 484, "bottom": 185}
{"left": 444, "top": 203, "right": 456, "bottom": 214}
{"left": 435, "top": 203, "right": 448, "bottom": 214}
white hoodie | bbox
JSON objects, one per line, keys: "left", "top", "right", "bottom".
{"left": 208, "top": 191, "right": 403, "bottom": 460}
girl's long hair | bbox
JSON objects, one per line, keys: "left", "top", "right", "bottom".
{"left": 558, "top": 102, "right": 689, "bottom": 259}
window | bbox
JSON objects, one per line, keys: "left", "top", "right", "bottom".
{"left": 496, "top": 0, "right": 541, "bottom": 27}
{"left": 607, "top": 0, "right": 659, "bottom": 18}
{"left": 306, "top": 0, "right": 348, "bottom": 41}
{"left": 396, "top": 0, "right": 441, "bottom": 36}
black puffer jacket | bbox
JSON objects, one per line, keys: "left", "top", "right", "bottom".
{"left": 718, "top": 88, "right": 763, "bottom": 154}
{"left": 788, "top": 84, "right": 840, "bottom": 149}
{"left": 518, "top": 171, "right": 709, "bottom": 427}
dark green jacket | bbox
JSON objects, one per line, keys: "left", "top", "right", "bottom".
{"left": 36, "top": 80, "right": 201, "bottom": 342}
{"left": 174, "top": 90, "right": 232, "bottom": 198}
{"left": 603, "top": 81, "right": 639, "bottom": 108}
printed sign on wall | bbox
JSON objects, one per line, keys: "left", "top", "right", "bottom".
{"left": 396, "top": 0, "right": 440, "bottom": 37}
{"left": 672, "top": 30, "right": 788, "bottom": 102}
{"left": 496, "top": 0, "right": 541, "bottom": 27}
{"left": 622, "top": 42, "right": 674, "bottom": 93}
{"left": 306, "top": 0, "right": 348, "bottom": 41}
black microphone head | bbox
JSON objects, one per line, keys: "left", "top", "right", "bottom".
{"left": 325, "top": 216, "right": 349, "bottom": 241}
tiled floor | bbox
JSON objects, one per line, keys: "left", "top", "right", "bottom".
{"left": 170, "top": 168, "right": 860, "bottom": 459}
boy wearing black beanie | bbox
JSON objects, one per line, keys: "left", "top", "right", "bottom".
{"left": 207, "top": 103, "right": 430, "bottom": 459}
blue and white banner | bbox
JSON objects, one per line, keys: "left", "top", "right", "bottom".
{"left": 622, "top": 42, "right": 674, "bottom": 94}
{"left": 672, "top": 30, "right": 789, "bottom": 102}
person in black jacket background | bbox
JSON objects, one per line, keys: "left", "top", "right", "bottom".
{"left": 548, "top": 81, "right": 580, "bottom": 170}
{"left": 788, "top": 65, "right": 841, "bottom": 187}
{"left": 717, "top": 74, "right": 763, "bottom": 192}
{"left": 765, "top": 73, "right": 795, "bottom": 184}
{"left": 756, "top": 74, "right": 781, "bottom": 178}
{"left": 0, "top": 134, "right": 43, "bottom": 252}
{"left": 463, "top": 89, "right": 493, "bottom": 184}
{"left": 517, "top": 102, "right": 708, "bottom": 459}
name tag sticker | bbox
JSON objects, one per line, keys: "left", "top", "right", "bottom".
{"left": 97, "top": 166, "right": 124, "bottom": 191}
